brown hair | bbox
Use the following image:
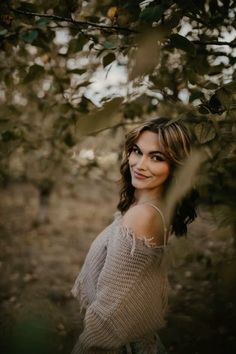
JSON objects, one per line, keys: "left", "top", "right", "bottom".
{"left": 117, "top": 117, "right": 198, "bottom": 236}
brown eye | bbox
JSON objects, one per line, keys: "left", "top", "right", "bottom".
{"left": 152, "top": 155, "right": 165, "bottom": 162}
{"left": 132, "top": 146, "right": 140, "bottom": 155}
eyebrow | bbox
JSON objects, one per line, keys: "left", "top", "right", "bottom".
{"left": 134, "top": 143, "right": 166, "bottom": 156}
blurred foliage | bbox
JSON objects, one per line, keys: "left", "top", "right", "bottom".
{"left": 0, "top": 0, "right": 236, "bottom": 230}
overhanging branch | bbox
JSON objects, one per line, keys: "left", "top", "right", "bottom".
{"left": 11, "top": 7, "right": 138, "bottom": 34}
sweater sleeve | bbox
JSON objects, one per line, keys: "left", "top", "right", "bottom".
{"left": 72, "top": 224, "right": 169, "bottom": 353}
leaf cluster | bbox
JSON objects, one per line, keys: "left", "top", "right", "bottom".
{"left": 0, "top": 0, "right": 235, "bottom": 229}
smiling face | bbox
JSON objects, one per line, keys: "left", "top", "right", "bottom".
{"left": 128, "top": 130, "right": 170, "bottom": 198}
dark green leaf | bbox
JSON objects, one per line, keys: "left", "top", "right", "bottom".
{"left": 176, "top": 0, "right": 201, "bottom": 14}
{"left": 68, "top": 36, "right": 88, "bottom": 53}
{"left": 35, "top": 18, "right": 50, "bottom": 26}
{"left": 76, "top": 95, "right": 95, "bottom": 113}
{"left": 58, "top": 77, "right": 70, "bottom": 85}
{"left": 32, "top": 29, "right": 55, "bottom": 50}
{"left": 23, "top": 65, "right": 44, "bottom": 84}
{"left": 129, "top": 31, "right": 161, "bottom": 80}
{"left": 64, "top": 0, "right": 79, "bottom": 12}
{"left": 191, "top": 56, "right": 209, "bottom": 75}
{"left": 189, "top": 91, "right": 204, "bottom": 102}
{"left": 223, "top": 81, "right": 236, "bottom": 93}
{"left": 17, "top": 2, "right": 39, "bottom": 12}
{"left": 103, "top": 41, "right": 115, "bottom": 49}
{"left": 0, "top": 29, "right": 8, "bottom": 37}
{"left": 198, "top": 105, "right": 210, "bottom": 114}
{"left": 139, "top": 5, "right": 165, "bottom": 22}
{"left": 20, "top": 30, "right": 38, "bottom": 43}
{"left": 69, "top": 69, "right": 87, "bottom": 75}
{"left": 1, "top": 130, "right": 17, "bottom": 142}
{"left": 185, "top": 68, "right": 198, "bottom": 84}
{"left": 194, "top": 122, "right": 216, "bottom": 143}
{"left": 208, "top": 64, "right": 225, "bottom": 76}
{"left": 103, "top": 53, "right": 116, "bottom": 68}
{"left": 84, "top": 16, "right": 100, "bottom": 22}
{"left": 77, "top": 97, "right": 123, "bottom": 136}
{"left": 164, "top": 9, "right": 182, "bottom": 30}
{"left": 205, "top": 82, "right": 218, "bottom": 90}
{"left": 209, "top": 93, "right": 225, "bottom": 113}
{"left": 64, "top": 132, "right": 76, "bottom": 147}
{"left": 170, "top": 34, "right": 196, "bottom": 56}
{"left": 60, "top": 104, "right": 73, "bottom": 114}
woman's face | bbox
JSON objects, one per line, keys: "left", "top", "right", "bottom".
{"left": 128, "top": 130, "right": 170, "bottom": 195}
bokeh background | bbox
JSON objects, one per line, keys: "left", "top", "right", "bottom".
{"left": 0, "top": 1, "right": 236, "bottom": 353}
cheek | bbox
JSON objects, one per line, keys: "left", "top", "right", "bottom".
{"left": 155, "top": 162, "right": 170, "bottom": 179}
{"left": 128, "top": 152, "right": 136, "bottom": 166}
{"left": 163, "top": 163, "right": 170, "bottom": 177}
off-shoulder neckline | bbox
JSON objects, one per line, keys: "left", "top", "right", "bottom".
{"left": 113, "top": 210, "right": 169, "bottom": 252}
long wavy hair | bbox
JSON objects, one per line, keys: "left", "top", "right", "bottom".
{"left": 117, "top": 117, "right": 198, "bottom": 237}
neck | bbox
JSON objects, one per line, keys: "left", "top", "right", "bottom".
{"left": 134, "top": 190, "right": 162, "bottom": 205}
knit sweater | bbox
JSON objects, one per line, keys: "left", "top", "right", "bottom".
{"left": 71, "top": 205, "right": 170, "bottom": 354}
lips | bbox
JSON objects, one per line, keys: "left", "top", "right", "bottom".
{"left": 133, "top": 170, "right": 150, "bottom": 179}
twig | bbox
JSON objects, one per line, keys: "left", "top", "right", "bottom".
{"left": 186, "top": 14, "right": 214, "bottom": 27}
{"left": 88, "top": 121, "right": 141, "bottom": 136}
{"left": 11, "top": 7, "right": 138, "bottom": 34}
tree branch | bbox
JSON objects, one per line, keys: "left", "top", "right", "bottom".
{"left": 11, "top": 7, "right": 138, "bottom": 34}
{"left": 89, "top": 121, "right": 140, "bottom": 136}
{"left": 186, "top": 14, "right": 211, "bottom": 27}
{"left": 193, "top": 40, "right": 236, "bottom": 47}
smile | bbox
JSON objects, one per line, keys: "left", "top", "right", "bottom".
{"left": 133, "top": 170, "right": 150, "bottom": 179}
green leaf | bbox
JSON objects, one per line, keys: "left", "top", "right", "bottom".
{"left": 194, "top": 122, "right": 216, "bottom": 144}
{"left": 64, "top": 132, "right": 76, "bottom": 147}
{"left": 20, "top": 30, "right": 38, "bottom": 43}
{"left": 76, "top": 97, "right": 123, "bottom": 136}
{"left": 75, "top": 81, "right": 91, "bottom": 90}
{"left": 103, "top": 41, "right": 115, "bottom": 49}
{"left": 68, "top": 35, "right": 88, "bottom": 53}
{"left": 208, "top": 64, "right": 224, "bottom": 76}
{"left": 23, "top": 65, "right": 44, "bottom": 84}
{"left": 103, "top": 53, "right": 116, "bottom": 68}
{"left": 165, "top": 149, "right": 205, "bottom": 224}
{"left": 223, "top": 81, "right": 236, "bottom": 93}
{"left": 129, "top": 31, "right": 161, "bottom": 80}
{"left": 17, "top": 2, "right": 38, "bottom": 12}
{"left": 176, "top": 0, "right": 201, "bottom": 14}
{"left": 139, "top": 5, "right": 165, "bottom": 22}
{"left": 189, "top": 91, "right": 204, "bottom": 102}
{"left": 35, "top": 18, "right": 50, "bottom": 26}
{"left": 170, "top": 34, "right": 196, "bottom": 56}
{"left": 69, "top": 69, "right": 87, "bottom": 75}
{"left": 198, "top": 104, "right": 210, "bottom": 114}
{"left": 205, "top": 82, "right": 218, "bottom": 90}
{"left": 209, "top": 93, "right": 225, "bottom": 113}
{"left": 185, "top": 68, "right": 198, "bottom": 84}
{"left": 60, "top": 103, "right": 73, "bottom": 114}
{"left": 0, "top": 29, "right": 8, "bottom": 37}
{"left": 1, "top": 130, "right": 17, "bottom": 142}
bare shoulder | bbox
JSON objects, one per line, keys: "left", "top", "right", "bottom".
{"left": 122, "top": 204, "right": 165, "bottom": 246}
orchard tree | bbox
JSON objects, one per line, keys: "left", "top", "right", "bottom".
{"left": 0, "top": 0, "right": 235, "bottom": 232}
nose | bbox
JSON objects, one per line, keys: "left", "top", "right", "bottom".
{"left": 136, "top": 155, "right": 147, "bottom": 170}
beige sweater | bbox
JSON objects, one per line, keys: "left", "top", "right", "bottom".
{"left": 71, "top": 206, "right": 170, "bottom": 354}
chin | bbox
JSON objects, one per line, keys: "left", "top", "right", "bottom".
{"left": 131, "top": 179, "right": 149, "bottom": 189}
{"left": 131, "top": 179, "right": 141, "bottom": 188}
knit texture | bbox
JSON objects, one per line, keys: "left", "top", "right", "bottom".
{"left": 71, "top": 211, "right": 170, "bottom": 354}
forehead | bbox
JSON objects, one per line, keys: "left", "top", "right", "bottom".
{"left": 135, "top": 130, "right": 164, "bottom": 152}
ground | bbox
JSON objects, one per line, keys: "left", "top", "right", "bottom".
{"left": 0, "top": 179, "right": 235, "bottom": 354}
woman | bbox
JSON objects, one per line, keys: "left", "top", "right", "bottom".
{"left": 71, "top": 117, "right": 198, "bottom": 354}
